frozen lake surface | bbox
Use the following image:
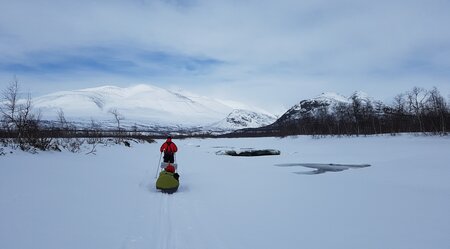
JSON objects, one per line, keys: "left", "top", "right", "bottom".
{"left": 1, "top": 135, "right": 449, "bottom": 249}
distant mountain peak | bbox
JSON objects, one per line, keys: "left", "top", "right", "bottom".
{"left": 349, "top": 91, "right": 375, "bottom": 104}
{"left": 315, "top": 92, "right": 349, "bottom": 103}
{"left": 31, "top": 84, "right": 275, "bottom": 132}
{"left": 207, "top": 109, "right": 276, "bottom": 130}
{"left": 274, "top": 91, "right": 376, "bottom": 124}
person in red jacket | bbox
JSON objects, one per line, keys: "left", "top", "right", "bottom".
{"left": 160, "top": 136, "right": 178, "bottom": 163}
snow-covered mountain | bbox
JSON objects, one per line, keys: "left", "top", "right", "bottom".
{"left": 32, "top": 84, "right": 274, "bottom": 131}
{"left": 274, "top": 91, "right": 378, "bottom": 124}
{"left": 207, "top": 109, "right": 277, "bottom": 130}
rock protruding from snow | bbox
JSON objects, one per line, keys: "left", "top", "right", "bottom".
{"left": 216, "top": 149, "right": 281, "bottom": 157}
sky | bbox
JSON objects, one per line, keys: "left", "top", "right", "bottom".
{"left": 1, "top": 0, "right": 450, "bottom": 114}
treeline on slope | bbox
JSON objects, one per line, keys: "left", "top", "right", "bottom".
{"left": 0, "top": 79, "right": 154, "bottom": 152}
{"left": 232, "top": 86, "right": 449, "bottom": 137}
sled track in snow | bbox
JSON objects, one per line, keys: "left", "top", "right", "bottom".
{"left": 156, "top": 193, "right": 176, "bottom": 249}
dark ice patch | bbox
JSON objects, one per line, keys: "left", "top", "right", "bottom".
{"left": 217, "top": 149, "right": 280, "bottom": 157}
{"left": 275, "top": 163, "right": 371, "bottom": 175}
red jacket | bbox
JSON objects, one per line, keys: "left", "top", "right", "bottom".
{"left": 160, "top": 138, "right": 178, "bottom": 153}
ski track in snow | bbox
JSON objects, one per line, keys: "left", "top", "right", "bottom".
{"left": 120, "top": 168, "right": 150, "bottom": 249}
{"left": 122, "top": 155, "right": 176, "bottom": 249}
{"left": 156, "top": 194, "right": 172, "bottom": 249}
{"left": 123, "top": 163, "right": 190, "bottom": 249}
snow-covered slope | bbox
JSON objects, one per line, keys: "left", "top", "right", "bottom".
{"left": 348, "top": 90, "right": 376, "bottom": 105}
{"left": 275, "top": 91, "right": 378, "bottom": 124}
{"left": 32, "top": 84, "right": 273, "bottom": 130}
{"left": 208, "top": 109, "right": 277, "bottom": 130}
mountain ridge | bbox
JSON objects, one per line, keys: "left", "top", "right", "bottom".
{"left": 32, "top": 84, "right": 276, "bottom": 132}
{"left": 274, "top": 91, "right": 378, "bottom": 125}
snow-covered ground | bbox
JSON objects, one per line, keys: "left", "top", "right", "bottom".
{"left": 1, "top": 135, "right": 450, "bottom": 249}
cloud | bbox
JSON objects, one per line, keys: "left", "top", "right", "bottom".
{"left": 0, "top": 46, "right": 222, "bottom": 77}
{"left": 1, "top": 0, "right": 450, "bottom": 114}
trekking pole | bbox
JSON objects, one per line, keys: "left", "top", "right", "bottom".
{"left": 174, "top": 153, "right": 178, "bottom": 172}
{"left": 155, "top": 151, "right": 163, "bottom": 179}
{"left": 173, "top": 153, "right": 178, "bottom": 170}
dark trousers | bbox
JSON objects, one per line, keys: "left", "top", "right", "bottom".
{"left": 163, "top": 153, "right": 174, "bottom": 163}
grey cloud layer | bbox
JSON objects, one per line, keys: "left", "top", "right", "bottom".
{"left": 1, "top": 0, "right": 449, "bottom": 112}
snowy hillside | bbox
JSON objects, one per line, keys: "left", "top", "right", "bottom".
{"left": 207, "top": 109, "right": 276, "bottom": 130}
{"left": 1, "top": 135, "right": 449, "bottom": 249}
{"left": 349, "top": 90, "right": 375, "bottom": 104}
{"left": 32, "top": 84, "right": 274, "bottom": 130}
{"left": 275, "top": 91, "right": 379, "bottom": 124}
